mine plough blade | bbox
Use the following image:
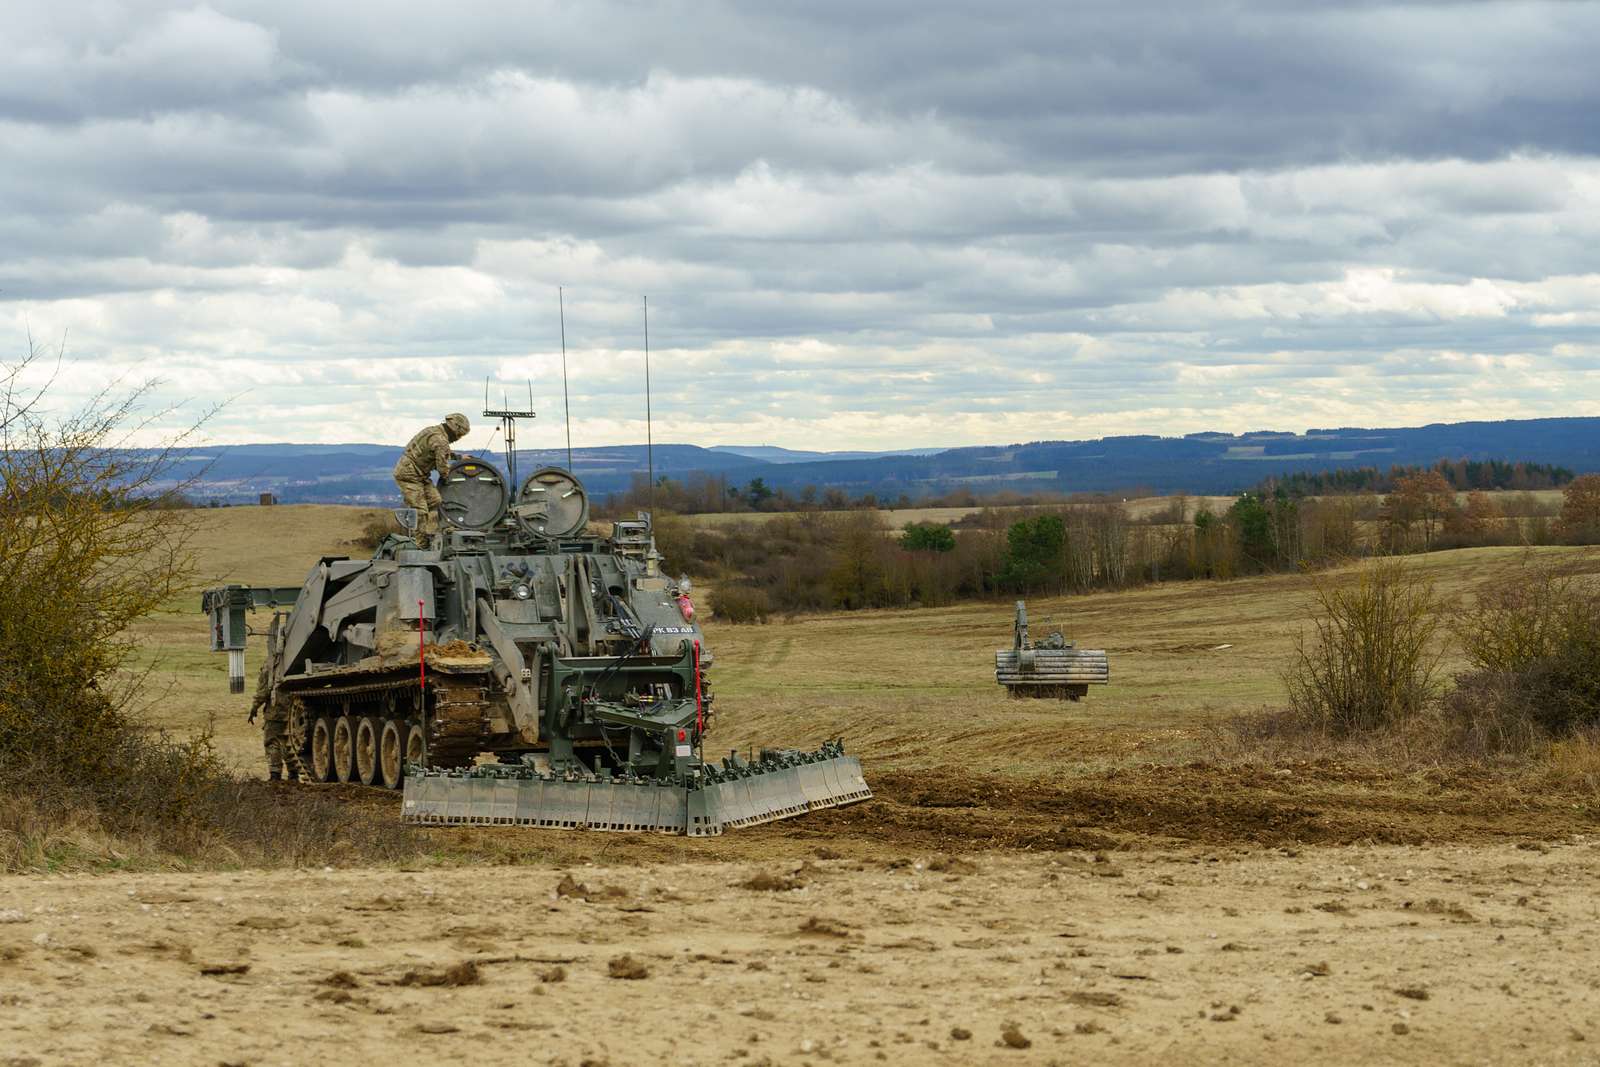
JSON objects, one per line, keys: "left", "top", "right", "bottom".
{"left": 400, "top": 740, "right": 871, "bottom": 837}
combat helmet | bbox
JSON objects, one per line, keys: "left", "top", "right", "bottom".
{"left": 443, "top": 412, "right": 470, "bottom": 440}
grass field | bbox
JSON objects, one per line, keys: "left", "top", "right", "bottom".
{"left": 138, "top": 503, "right": 1596, "bottom": 788}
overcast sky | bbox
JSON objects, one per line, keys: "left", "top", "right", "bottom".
{"left": 5, "top": 1, "right": 1599, "bottom": 451}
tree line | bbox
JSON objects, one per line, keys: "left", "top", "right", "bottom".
{"left": 682, "top": 473, "right": 1600, "bottom": 622}
{"left": 1256, "top": 458, "right": 1573, "bottom": 497}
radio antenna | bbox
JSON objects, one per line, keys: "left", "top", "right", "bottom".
{"left": 559, "top": 286, "right": 573, "bottom": 473}
{"left": 643, "top": 295, "right": 654, "bottom": 515}
{"left": 483, "top": 376, "right": 535, "bottom": 488}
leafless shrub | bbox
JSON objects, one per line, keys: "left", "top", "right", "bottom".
{"left": 1445, "top": 560, "right": 1600, "bottom": 749}
{"left": 0, "top": 337, "right": 418, "bottom": 871}
{"left": 355, "top": 508, "right": 404, "bottom": 549}
{"left": 710, "top": 583, "right": 771, "bottom": 624}
{"left": 1282, "top": 557, "right": 1443, "bottom": 734}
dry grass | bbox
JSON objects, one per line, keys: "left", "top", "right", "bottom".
{"left": 0, "top": 780, "right": 418, "bottom": 873}
{"left": 124, "top": 508, "right": 1600, "bottom": 844}
{"left": 142, "top": 501, "right": 1600, "bottom": 784}
{"left": 183, "top": 503, "right": 385, "bottom": 588}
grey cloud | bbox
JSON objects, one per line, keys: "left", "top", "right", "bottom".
{"left": 4, "top": 1, "right": 1600, "bottom": 449}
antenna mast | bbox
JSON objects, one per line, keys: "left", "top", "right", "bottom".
{"left": 643, "top": 295, "right": 654, "bottom": 515}
{"left": 483, "top": 377, "right": 535, "bottom": 488}
{"left": 559, "top": 286, "right": 573, "bottom": 473}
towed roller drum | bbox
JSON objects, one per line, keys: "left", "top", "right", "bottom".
{"left": 995, "top": 647, "right": 1110, "bottom": 699}
{"left": 996, "top": 598, "right": 1110, "bottom": 700}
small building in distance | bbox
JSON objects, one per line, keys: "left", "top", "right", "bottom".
{"left": 259, "top": 492, "right": 277, "bottom": 506}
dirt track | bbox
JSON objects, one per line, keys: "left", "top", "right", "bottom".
{"left": 3, "top": 842, "right": 1596, "bottom": 1066}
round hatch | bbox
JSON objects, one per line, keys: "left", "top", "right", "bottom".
{"left": 515, "top": 467, "right": 589, "bottom": 538}
{"left": 438, "top": 457, "right": 508, "bottom": 530}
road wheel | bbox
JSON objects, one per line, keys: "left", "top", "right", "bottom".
{"left": 310, "top": 717, "right": 335, "bottom": 782}
{"left": 332, "top": 716, "right": 356, "bottom": 783}
{"left": 379, "top": 719, "right": 405, "bottom": 790}
{"left": 404, "top": 722, "right": 427, "bottom": 771}
{"left": 354, "top": 716, "right": 381, "bottom": 786}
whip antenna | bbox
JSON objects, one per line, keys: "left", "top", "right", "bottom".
{"left": 643, "top": 295, "right": 654, "bottom": 515}
{"left": 559, "top": 286, "right": 573, "bottom": 473}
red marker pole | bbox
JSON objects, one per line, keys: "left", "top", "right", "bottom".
{"left": 418, "top": 599, "right": 427, "bottom": 695}
{"left": 693, "top": 640, "right": 703, "bottom": 738}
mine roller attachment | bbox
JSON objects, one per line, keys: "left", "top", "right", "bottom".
{"left": 996, "top": 600, "right": 1110, "bottom": 700}
{"left": 400, "top": 741, "right": 871, "bottom": 836}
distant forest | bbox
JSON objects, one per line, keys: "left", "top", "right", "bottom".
{"left": 602, "top": 456, "right": 1578, "bottom": 517}
{"left": 1255, "top": 459, "right": 1574, "bottom": 497}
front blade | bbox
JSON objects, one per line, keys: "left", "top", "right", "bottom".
{"left": 401, "top": 741, "right": 871, "bottom": 835}
{"left": 402, "top": 771, "right": 688, "bottom": 834}
{"left": 693, "top": 742, "right": 871, "bottom": 833}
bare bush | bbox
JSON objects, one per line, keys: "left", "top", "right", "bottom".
{"left": 1446, "top": 561, "right": 1600, "bottom": 748}
{"left": 1282, "top": 557, "right": 1443, "bottom": 734}
{"left": 355, "top": 508, "right": 403, "bottom": 549}
{"left": 0, "top": 340, "right": 417, "bottom": 870}
{"left": 710, "top": 583, "right": 772, "bottom": 624}
{"left": 1451, "top": 562, "right": 1590, "bottom": 675}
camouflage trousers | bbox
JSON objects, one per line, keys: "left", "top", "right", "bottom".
{"left": 394, "top": 462, "right": 442, "bottom": 545}
{"left": 262, "top": 704, "right": 289, "bottom": 774}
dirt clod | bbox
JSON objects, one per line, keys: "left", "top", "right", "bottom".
{"left": 1067, "top": 991, "right": 1123, "bottom": 1008}
{"left": 1411, "top": 899, "right": 1477, "bottom": 922}
{"left": 1394, "top": 986, "right": 1430, "bottom": 1001}
{"left": 397, "top": 961, "right": 480, "bottom": 988}
{"left": 797, "top": 916, "right": 852, "bottom": 938}
{"left": 737, "top": 871, "right": 803, "bottom": 891}
{"left": 949, "top": 1027, "right": 971, "bottom": 1041}
{"left": 198, "top": 962, "right": 249, "bottom": 976}
{"left": 999, "top": 1023, "right": 1031, "bottom": 1049}
{"left": 608, "top": 955, "right": 650, "bottom": 980}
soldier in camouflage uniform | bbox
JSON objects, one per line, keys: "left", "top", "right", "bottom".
{"left": 393, "top": 413, "right": 470, "bottom": 548}
{"left": 249, "top": 659, "right": 294, "bottom": 780}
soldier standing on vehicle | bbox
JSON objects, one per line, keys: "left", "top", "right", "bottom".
{"left": 393, "top": 413, "right": 470, "bottom": 548}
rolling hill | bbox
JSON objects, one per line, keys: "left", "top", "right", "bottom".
{"left": 166, "top": 416, "right": 1600, "bottom": 504}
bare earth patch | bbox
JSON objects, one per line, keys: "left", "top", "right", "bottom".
{"left": 1, "top": 843, "right": 1595, "bottom": 1065}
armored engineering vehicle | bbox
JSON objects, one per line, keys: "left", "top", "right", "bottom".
{"left": 203, "top": 457, "right": 869, "bottom": 835}
{"left": 994, "top": 600, "right": 1110, "bottom": 700}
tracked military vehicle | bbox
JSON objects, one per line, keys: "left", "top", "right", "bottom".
{"left": 203, "top": 452, "right": 869, "bottom": 835}
{"left": 994, "top": 600, "right": 1110, "bottom": 700}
